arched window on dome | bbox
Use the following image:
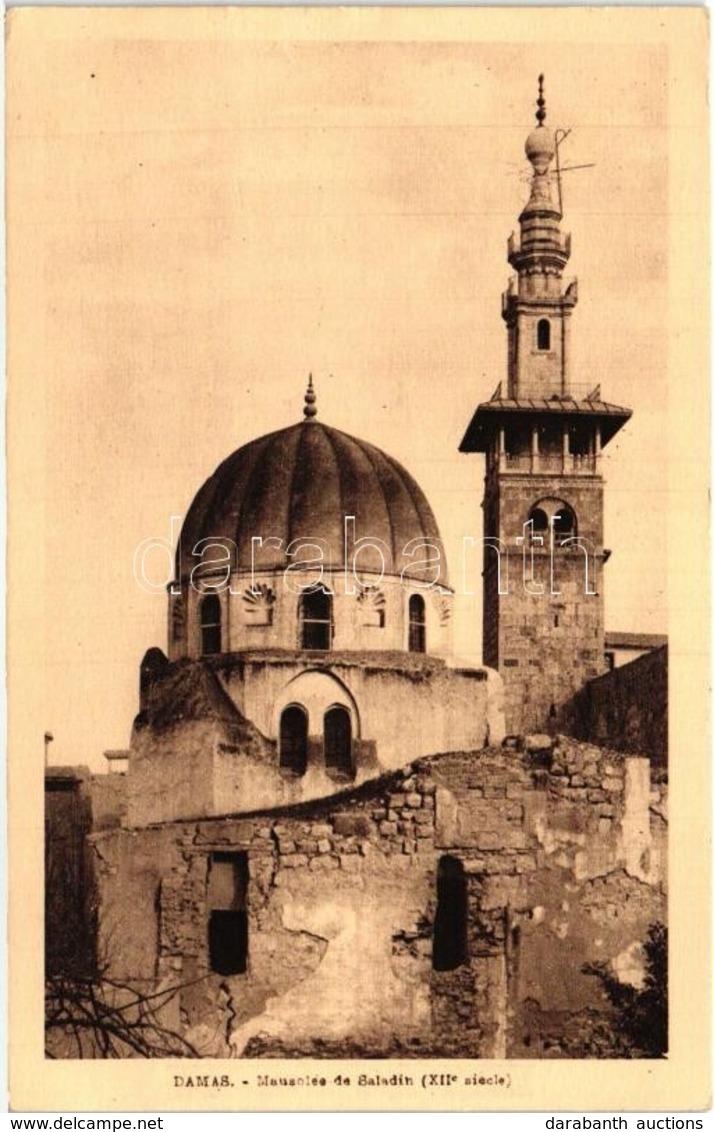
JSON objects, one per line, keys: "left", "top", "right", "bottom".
{"left": 323, "top": 705, "right": 353, "bottom": 779}
{"left": 537, "top": 318, "right": 551, "bottom": 351}
{"left": 279, "top": 705, "right": 308, "bottom": 776}
{"left": 299, "top": 588, "right": 333, "bottom": 651}
{"left": 408, "top": 593, "right": 426, "bottom": 654}
{"left": 200, "top": 593, "right": 222, "bottom": 656}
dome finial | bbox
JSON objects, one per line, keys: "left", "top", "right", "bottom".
{"left": 303, "top": 373, "right": 317, "bottom": 421}
{"left": 536, "top": 73, "right": 546, "bottom": 125}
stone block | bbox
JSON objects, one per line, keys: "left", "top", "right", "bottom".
{"left": 379, "top": 821, "right": 398, "bottom": 837}
{"left": 310, "top": 823, "right": 332, "bottom": 838}
{"left": 475, "top": 831, "right": 504, "bottom": 851}
{"left": 405, "top": 793, "right": 422, "bottom": 808}
{"left": 602, "top": 778, "right": 624, "bottom": 794}
{"left": 525, "top": 734, "right": 553, "bottom": 753}
{"left": 280, "top": 854, "right": 308, "bottom": 869}
{"left": 309, "top": 855, "right": 339, "bottom": 871}
{"left": 514, "top": 854, "right": 538, "bottom": 873}
{"left": 332, "top": 813, "right": 372, "bottom": 838}
{"left": 317, "top": 839, "right": 332, "bottom": 854}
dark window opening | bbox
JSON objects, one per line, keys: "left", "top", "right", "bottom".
{"left": 209, "top": 911, "right": 247, "bottom": 976}
{"left": 605, "top": 651, "right": 616, "bottom": 671}
{"left": 433, "top": 856, "right": 468, "bottom": 971}
{"left": 324, "top": 705, "right": 353, "bottom": 778}
{"left": 408, "top": 594, "right": 426, "bottom": 653}
{"left": 553, "top": 505, "right": 577, "bottom": 542}
{"left": 207, "top": 852, "right": 248, "bottom": 976}
{"left": 529, "top": 507, "right": 548, "bottom": 536}
{"left": 300, "top": 589, "right": 333, "bottom": 650}
{"left": 172, "top": 596, "right": 186, "bottom": 643}
{"left": 569, "top": 425, "right": 591, "bottom": 458}
{"left": 200, "top": 593, "right": 221, "bottom": 656}
{"left": 279, "top": 705, "right": 308, "bottom": 776}
{"left": 505, "top": 420, "right": 530, "bottom": 458}
{"left": 537, "top": 318, "right": 551, "bottom": 351}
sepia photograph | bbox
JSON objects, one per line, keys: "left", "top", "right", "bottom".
{"left": 7, "top": 5, "right": 709, "bottom": 1113}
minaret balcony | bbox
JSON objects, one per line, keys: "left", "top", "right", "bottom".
{"left": 493, "top": 452, "right": 599, "bottom": 476}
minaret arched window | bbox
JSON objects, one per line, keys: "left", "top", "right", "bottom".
{"left": 553, "top": 504, "right": 577, "bottom": 541}
{"left": 299, "top": 589, "right": 333, "bottom": 650}
{"left": 324, "top": 706, "right": 353, "bottom": 778}
{"left": 537, "top": 318, "right": 551, "bottom": 351}
{"left": 200, "top": 593, "right": 222, "bottom": 656}
{"left": 432, "top": 856, "right": 468, "bottom": 971}
{"left": 279, "top": 705, "right": 308, "bottom": 776}
{"left": 529, "top": 507, "right": 549, "bottom": 537}
{"left": 408, "top": 593, "right": 426, "bottom": 654}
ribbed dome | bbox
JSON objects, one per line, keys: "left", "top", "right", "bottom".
{"left": 178, "top": 421, "right": 447, "bottom": 583}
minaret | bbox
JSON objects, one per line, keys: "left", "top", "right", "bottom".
{"left": 460, "top": 77, "right": 632, "bottom": 735}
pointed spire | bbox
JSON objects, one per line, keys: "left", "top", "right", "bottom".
{"left": 303, "top": 373, "right": 317, "bottom": 421}
{"left": 535, "top": 73, "right": 546, "bottom": 125}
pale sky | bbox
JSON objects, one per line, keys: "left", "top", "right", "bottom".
{"left": 8, "top": 14, "right": 672, "bottom": 770}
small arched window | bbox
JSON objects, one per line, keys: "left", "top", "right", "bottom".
{"left": 200, "top": 593, "right": 222, "bottom": 656}
{"left": 553, "top": 504, "right": 577, "bottom": 540}
{"left": 432, "top": 856, "right": 468, "bottom": 971}
{"left": 300, "top": 589, "right": 333, "bottom": 650}
{"left": 537, "top": 318, "right": 551, "bottom": 351}
{"left": 279, "top": 705, "right": 308, "bottom": 776}
{"left": 323, "top": 706, "right": 353, "bottom": 778}
{"left": 408, "top": 594, "right": 426, "bottom": 654}
{"left": 529, "top": 507, "right": 549, "bottom": 535}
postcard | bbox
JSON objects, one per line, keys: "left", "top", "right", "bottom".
{"left": 7, "top": 5, "right": 710, "bottom": 1113}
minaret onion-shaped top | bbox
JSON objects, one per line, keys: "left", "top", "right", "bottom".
{"left": 524, "top": 74, "right": 556, "bottom": 178}
{"left": 521, "top": 74, "right": 557, "bottom": 219}
{"left": 303, "top": 374, "right": 317, "bottom": 420}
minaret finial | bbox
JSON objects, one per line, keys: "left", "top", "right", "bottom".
{"left": 303, "top": 373, "right": 317, "bottom": 420}
{"left": 536, "top": 73, "right": 546, "bottom": 126}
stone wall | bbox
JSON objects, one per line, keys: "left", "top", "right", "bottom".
{"left": 45, "top": 769, "right": 96, "bottom": 977}
{"left": 89, "top": 734, "right": 666, "bottom": 1059}
{"left": 128, "top": 652, "right": 501, "bottom": 827}
{"left": 561, "top": 646, "right": 668, "bottom": 769}
{"left": 482, "top": 473, "right": 607, "bottom": 735}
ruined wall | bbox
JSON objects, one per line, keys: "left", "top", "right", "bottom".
{"left": 45, "top": 770, "right": 96, "bottom": 977}
{"left": 561, "top": 646, "right": 668, "bottom": 769}
{"left": 93, "top": 771, "right": 442, "bottom": 1058}
{"left": 91, "top": 734, "right": 666, "bottom": 1059}
{"left": 128, "top": 653, "right": 499, "bottom": 827}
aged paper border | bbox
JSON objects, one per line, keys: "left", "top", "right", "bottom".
{"left": 7, "top": 5, "right": 710, "bottom": 1112}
